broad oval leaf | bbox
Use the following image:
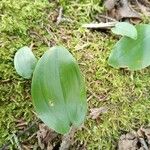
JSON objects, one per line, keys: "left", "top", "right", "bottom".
{"left": 108, "top": 24, "right": 150, "bottom": 70}
{"left": 111, "top": 22, "right": 137, "bottom": 40}
{"left": 31, "top": 46, "right": 87, "bottom": 134}
{"left": 14, "top": 46, "right": 37, "bottom": 79}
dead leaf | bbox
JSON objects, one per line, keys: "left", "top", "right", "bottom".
{"left": 116, "top": 0, "right": 141, "bottom": 20}
{"left": 137, "top": 127, "right": 150, "bottom": 150}
{"left": 104, "top": 0, "right": 141, "bottom": 22}
{"left": 136, "top": 0, "right": 150, "bottom": 7}
{"left": 135, "top": 0, "right": 150, "bottom": 16}
{"left": 118, "top": 132, "right": 138, "bottom": 150}
{"left": 104, "top": 0, "right": 116, "bottom": 11}
{"left": 37, "top": 123, "right": 59, "bottom": 150}
{"left": 47, "top": 143, "right": 53, "bottom": 150}
{"left": 118, "top": 127, "right": 150, "bottom": 150}
{"left": 90, "top": 107, "right": 108, "bottom": 119}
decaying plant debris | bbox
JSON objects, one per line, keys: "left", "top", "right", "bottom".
{"left": 104, "top": 0, "right": 150, "bottom": 20}
{"left": 37, "top": 124, "right": 61, "bottom": 150}
{"left": 118, "top": 127, "right": 150, "bottom": 150}
{"left": 90, "top": 107, "right": 108, "bottom": 120}
{"left": 83, "top": 0, "right": 150, "bottom": 29}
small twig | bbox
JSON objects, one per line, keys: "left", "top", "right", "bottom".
{"left": 56, "top": 7, "right": 63, "bottom": 25}
{"left": 82, "top": 22, "right": 117, "bottom": 29}
{"left": 17, "top": 119, "right": 39, "bottom": 137}
{"left": 56, "top": 8, "right": 72, "bottom": 24}
{"left": 87, "top": 95, "right": 93, "bottom": 102}
{"left": 23, "top": 132, "right": 37, "bottom": 142}
{"left": 97, "top": 15, "right": 118, "bottom": 22}
{"left": 130, "top": 71, "right": 134, "bottom": 81}
{"left": 29, "top": 42, "right": 34, "bottom": 50}
{"left": 59, "top": 126, "right": 77, "bottom": 150}
{"left": 0, "top": 79, "right": 11, "bottom": 83}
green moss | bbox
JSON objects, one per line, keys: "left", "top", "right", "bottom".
{"left": 1, "top": 0, "right": 150, "bottom": 149}
{"left": 0, "top": 0, "right": 53, "bottom": 145}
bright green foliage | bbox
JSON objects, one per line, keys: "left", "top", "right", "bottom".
{"left": 108, "top": 24, "right": 150, "bottom": 70}
{"left": 111, "top": 22, "right": 137, "bottom": 40}
{"left": 31, "top": 46, "right": 87, "bottom": 134}
{"left": 14, "top": 46, "right": 37, "bottom": 79}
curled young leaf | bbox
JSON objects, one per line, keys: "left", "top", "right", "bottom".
{"left": 108, "top": 24, "right": 150, "bottom": 70}
{"left": 14, "top": 46, "right": 37, "bottom": 79}
{"left": 31, "top": 46, "right": 87, "bottom": 134}
{"left": 111, "top": 22, "right": 137, "bottom": 40}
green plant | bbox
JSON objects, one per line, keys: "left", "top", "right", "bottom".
{"left": 111, "top": 22, "right": 137, "bottom": 40}
{"left": 14, "top": 46, "right": 37, "bottom": 79}
{"left": 108, "top": 23, "right": 150, "bottom": 70}
{"left": 14, "top": 46, "right": 87, "bottom": 134}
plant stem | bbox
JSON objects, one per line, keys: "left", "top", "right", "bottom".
{"left": 59, "top": 126, "right": 77, "bottom": 150}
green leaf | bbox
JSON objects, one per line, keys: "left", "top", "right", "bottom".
{"left": 14, "top": 46, "right": 37, "bottom": 79}
{"left": 111, "top": 22, "right": 137, "bottom": 40}
{"left": 31, "top": 46, "right": 87, "bottom": 134}
{"left": 108, "top": 24, "right": 150, "bottom": 70}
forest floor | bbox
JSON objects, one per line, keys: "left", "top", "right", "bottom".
{"left": 1, "top": 0, "right": 150, "bottom": 149}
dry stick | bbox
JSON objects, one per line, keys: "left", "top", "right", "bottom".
{"left": 87, "top": 95, "right": 93, "bottom": 102}
{"left": 59, "top": 127, "right": 77, "bottom": 150}
{"left": 98, "top": 15, "right": 118, "bottom": 22}
{"left": 0, "top": 119, "right": 39, "bottom": 150}
{"left": 56, "top": 7, "right": 63, "bottom": 25}
{"left": 1, "top": 79, "right": 11, "bottom": 83}
{"left": 29, "top": 42, "right": 34, "bottom": 50}
{"left": 82, "top": 22, "right": 117, "bottom": 29}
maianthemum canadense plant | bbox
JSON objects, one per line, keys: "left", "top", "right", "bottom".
{"left": 14, "top": 46, "right": 87, "bottom": 135}
{"left": 13, "top": 22, "right": 150, "bottom": 148}
{"left": 108, "top": 22, "right": 150, "bottom": 71}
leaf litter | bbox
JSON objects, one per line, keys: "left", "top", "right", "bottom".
{"left": 37, "top": 123, "right": 61, "bottom": 150}
{"left": 90, "top": 107, "right": 108, "bottom": 120}
{"left": 118, "top": 127, "right": 150, "bottom": 150}
{"left": 104, "top": 0, "right": 141, "bottom": 21}
{"left": 83, "top": 0, "right": 150, "bottom": 30}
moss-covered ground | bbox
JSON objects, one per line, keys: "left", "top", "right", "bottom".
{"left": 1, "top": 0, "right": 150, "bottom": 149}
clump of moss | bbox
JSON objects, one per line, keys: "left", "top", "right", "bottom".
{"left": 0, "top": 0, "right": 53, "bottom": 145}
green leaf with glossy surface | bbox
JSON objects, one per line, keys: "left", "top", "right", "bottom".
{"left": 31, "top": 46, "right": 87, "bottom": 134}
{"left": 14, "top": 46, "right": 37, "bottom": 79}
{"left": 111, "top": 22, "right": 137, "bottom": 39}
{"left": 108, "top": 24, "right": 150, "bottom": 70}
